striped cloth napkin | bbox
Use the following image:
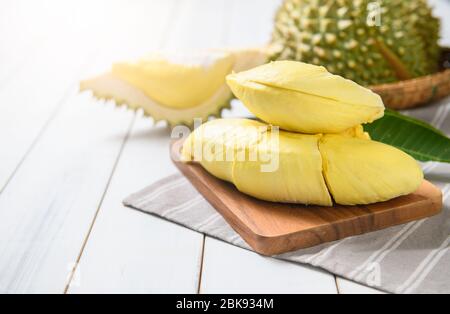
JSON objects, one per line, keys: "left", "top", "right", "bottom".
{"left": 124, "top": 99, "right": 450, "bottom": 294}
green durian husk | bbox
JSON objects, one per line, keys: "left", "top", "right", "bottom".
{"left": 271, "top": 0, "right": 441, "bottom": 86}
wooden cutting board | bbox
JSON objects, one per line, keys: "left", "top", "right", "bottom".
{"left": 170, "top": 140, "right": 443, "bottom": 256}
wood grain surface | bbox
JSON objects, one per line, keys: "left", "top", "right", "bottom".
{"left": 171, "top": 139, "right": 443, "bottom": 256}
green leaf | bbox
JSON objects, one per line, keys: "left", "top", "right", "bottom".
{"left": 364, "top": 109, "right": 450, "bottom": 163}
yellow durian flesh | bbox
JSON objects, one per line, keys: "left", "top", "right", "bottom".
{"left": 233, "top": 131, "right": 333, "bottom": 206}
{"left": 226, "top": 61, "right": 385, "bottom": 134}
{"left": 80, "top": 48, "right": 270, "bottom": 127}
{"left": 319, "top": 135, "right": 424, "bottom": 205}
{"left": 182, "top": 119, "right": 424, "bottom": 206}
{"left": 182, "top": 119, "right": 332, "bottom": 206}
{"left": 112, "top": 51, "right": 235, "bottom": 109}
{"left": 340, "top": 125, "right": 371, "bottom": 140}
{"left": 181, "top": 119, "right": 268, "bottom": 182}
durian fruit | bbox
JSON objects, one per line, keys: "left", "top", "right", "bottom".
{"left": 319, "top": 134, "right": 424, "bottom": 205}
{"left": 271, "top": 0, "right": 441, "bottom": 86}
{"left": 80, "top": 48, "right": 268, "bottom": 127}
{"left": 227, "top": 61, "right": 384, "bottom": 134}
{"left": 182, "top": 118, "right": 333, "bottom": 206}
{"left": 181, "top": 118, "right": 269, "bottom": 182}
{"left": 182, "top": 118, "right": 423, "bottom": 206}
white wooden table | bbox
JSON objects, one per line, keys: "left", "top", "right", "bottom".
{"left": 1, "top": 0, "right": 448, "bottom": 294}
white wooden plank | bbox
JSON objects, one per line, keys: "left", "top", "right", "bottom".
{"left": 0, "top": 0, "right": 115, "bottom": 84}
{"left": 67, "top": 116, "right": 204, "bottom": 294}
{"left": 0, "top": 0, "right": 55, "bottom": 84}
{"left": 226, "top": 0, "right": 281, "bottom": 47}
{"left": 0, "top": 89, "right": 134, "bottom": 294}
{"left": 200, "top": 238, "right": 337, "bottom": 294}
{"left": 166, "top": 0, "right": 230, "bottom": 50}
{"left": 336, "top": 277, "right": 386, "bottom": 295}
{"left": 0, "top": 0, "right": 176, "bottom": 293}
{"left": 67, "top": 0, "right": 231, "bottom": 293}
{"left": 0, "top": 0, "right": 122, "bottom": 193}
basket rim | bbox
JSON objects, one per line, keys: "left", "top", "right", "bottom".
{"left": 369, "top": 46, "right": 450, "bottom": 90}
{"left": 369, "top": 68, "right": 450, "bottom": 90}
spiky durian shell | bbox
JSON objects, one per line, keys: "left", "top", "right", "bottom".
{"left": 271, "top": 0, "right": 441, "bottom": 86}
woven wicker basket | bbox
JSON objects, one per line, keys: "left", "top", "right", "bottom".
{"left": 370, "top": 48, "right": 450, "bottom": 110}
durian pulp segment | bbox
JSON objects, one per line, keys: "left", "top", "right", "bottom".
{"left": 233, "top": 131, "right": 333, "bottom": 206}
{"left": 342, "top": 124, "right": 371, "bottom": 140}
{"left": 183, "top": 119, "right": 333, "bottom": 206}
{"left": 112, "top": 51, "right": 235, "bottom": 109}
{"left": 80, "top": 48, "right": 269, "bottom": 127}
{"left": 181, "top": 118, "right": 268, "bottom": 182}
{"left": 232, "top": 61, "right": 384, "bottom": 108}
{"left": 319, "top": 134, "right": 424, "bottom": 205}
{"left": 226, "top": 61, "right": 384, "bottom": 134}
{"left": 80, "top": 72, "right": 233, "bottom": 127}
{"left": 182, "top": 119, "right": 424, "bottom": 206}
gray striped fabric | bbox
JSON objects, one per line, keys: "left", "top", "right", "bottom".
{"left": 124, "top": 98, "right": 450, "bottom": 294}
